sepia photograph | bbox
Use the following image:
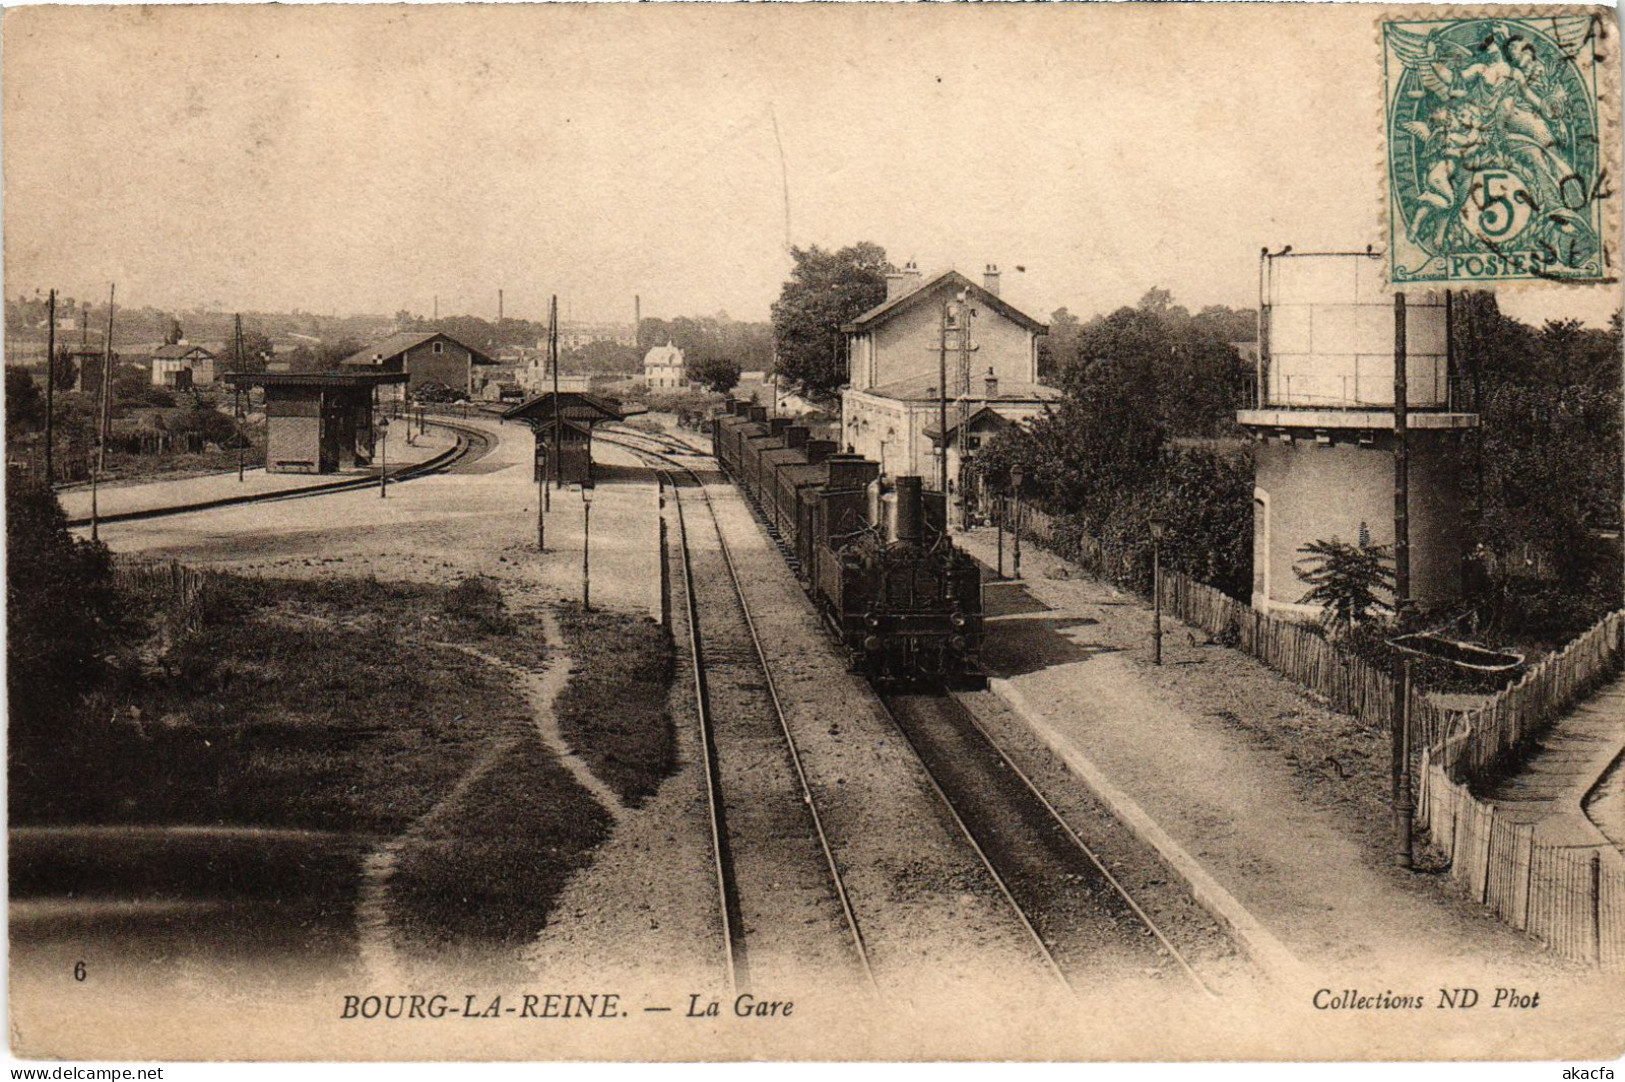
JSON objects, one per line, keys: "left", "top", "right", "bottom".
{"left": 3, "top": 0, "right": 1623, "bottom": 1067}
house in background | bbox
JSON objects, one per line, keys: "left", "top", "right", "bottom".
{"left": 150, "top": 343, "right": 217, "bottom": 389}
{"left": 339, "top": 330, "right": 498, "bottom": 404}
{"left": 643, "top": 341, "right": 687, "bottom": 390}
{"left": 840, "top": 263, "right": 1053, "bottom": 509}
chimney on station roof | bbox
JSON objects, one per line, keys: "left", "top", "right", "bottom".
{"left": 885, "top": 260, "right": 923, "bottom": 301}
{"left": 984, "top": 368, "right": 999, "bottom": 398}
{"left": 983, "top": 264, "right": 1001, "bottom": 297}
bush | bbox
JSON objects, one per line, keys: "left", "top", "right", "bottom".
{"left": 6, "top": 479, "right": 125, "bottom": 788}
{"left": 443, "top": 576, "right": 516, "bottom": 636}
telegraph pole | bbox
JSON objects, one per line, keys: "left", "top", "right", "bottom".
{"left": 91, "top": 284, "right": 116, "bottom": 542}
{"left": 550, "top": 294, "right": 561, "bottom": 503}
{"left": 44, "top": 289, "right": 56, "bottom": 487}
{"left": 937, "top": 301, "right": 949, "bottom": 494}
{"left": 235, "top": 314, "right": 246, "bottom": 482}
{"left": 1392, "top": 291, "right": 1414, "bottom": 870}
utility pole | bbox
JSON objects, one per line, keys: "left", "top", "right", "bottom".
{"left": 91, "top": 284, "right": 116, "bottom": 542}
{"left": 44, "top": 289, "right": 56, "bottom": 487}
{"left": 1393, "top": 291, "right": 1414, "bottom": 870}
{"left": 937, "top": 301, "right": 949, "bottom": 494}
{"left": 550, "top": 294, "right": 561, "bottom": 502}
{"left": 235, "top": 314, "right": 246, "bottom": 482}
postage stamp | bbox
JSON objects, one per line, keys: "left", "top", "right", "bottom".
{"left": 1384, "top": 9, "right": 1618, "bottom": 285}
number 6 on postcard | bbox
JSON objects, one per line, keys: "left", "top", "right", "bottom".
{"left": 1384, "top": 9, "right": 1618, "bottom": 284}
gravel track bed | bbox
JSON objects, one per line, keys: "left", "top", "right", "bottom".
{"left": 675, "top": 470, "right": 861, "bottom": 991}
{"left": 698, "top": 467, "right": 1067, "bottom": 1008}
{"left": 950, "top": 688, "right": 1260, "bottom": 1001}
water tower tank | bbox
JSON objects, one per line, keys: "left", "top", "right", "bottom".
{"left": 1264, "top": 253, "right": 1449, "bottom": 409}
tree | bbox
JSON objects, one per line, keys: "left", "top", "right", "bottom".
{"left": 689, "top": 356, "right": 741, "bottom": 394}
{"left": 5, "top": 367, "right": 44, "bottom": 433}
{"left": 6, "top": 481, "right": 120, "bottom": 735}
{"left": 216, "top": 327, "right": 274, "bottom": 375}
{"left": 1295, "top": 534, "right": 1395, "bottom": 639}
{"left": 1036, "top": 307, "right": 1082, "bottom": 381}
{"left": 770, "top": 242, "right": 889, "bottom": 399}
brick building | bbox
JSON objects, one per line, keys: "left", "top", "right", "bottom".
{"left": 340, "top": 331, "right": 497, "bottom": 403}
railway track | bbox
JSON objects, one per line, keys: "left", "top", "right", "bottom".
{"left": 599, "top": 425, "right": 1219, "bottom": 1001}
{"left": 599, "top": 430, "right": 876, "bottom": 996}
{"left": 882, "top": 692, "right": 1216, "bottom": 997}
{"left": 66, "top": 418, "right": 494, "bottom": 528}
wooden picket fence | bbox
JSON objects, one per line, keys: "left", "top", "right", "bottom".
{"left": 1430, "top": 610, "right": 1625, "bottom": 782}
{"left": 111, "top": 556, "right": 216, "bottom": 634}
{"left": 1419, "top": 752, "right": 1625, "bottom": 969}
{"left": 1156, "top": 568, "right": 1404, "bottom": 730}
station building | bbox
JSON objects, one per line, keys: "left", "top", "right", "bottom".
{"left": 340, "top": 330, "right": 498, "bottom": 404}
{"left": 503, "top": 390, "right": 627, "bottom": 486}
{"left": 840, "top": 263, "right": 1054, "bottom": 507}
{"left": 1237, "top": 251, "right": 1478, "bottom": 620}
{"left": 223, "top": 371, "right": 406, "bottom": 475}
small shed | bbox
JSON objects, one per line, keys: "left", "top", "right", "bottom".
{"left": 224, "top": 371, "right": 407, "bottom": 475}
{"left": 502, "top": 391, "right": 625, "bottom": 486}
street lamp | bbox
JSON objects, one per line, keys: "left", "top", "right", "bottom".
{"left": 377, "top": 413, "right": 390, "bottom": 498}
{"left": 1010, "top": 466, "right": 1024, "bottom": 581}
{"left": 581, "top": 483, "right": 595, "bottom": 612}
{"left": 994, "top": 470, "right": 1005, "bottom": 580}
{"left": 1149, "top": 514, "right": 1168, "bottom": 665}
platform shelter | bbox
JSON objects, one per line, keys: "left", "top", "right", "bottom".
{"left": 502, "top": 391, "right": 626, "bottom": 486}
{"left": 224, "top": 371, "right": 408, "bottom": 475}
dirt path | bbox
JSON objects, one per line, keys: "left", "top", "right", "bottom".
{"left": 354, "top": 727, "right": 523, "bottom": 985}
{"left": 451, "top": 622, "right": 626, "bottom": 825}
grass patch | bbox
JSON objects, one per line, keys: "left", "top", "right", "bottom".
{"left": 10, "top": 572, "right": 536, "bottom": 834}
{"left": 552, "top": 608, "right": 677, "bottom": 807}
{"left": 385, "top": 724, "right": 614, "bottom": 958}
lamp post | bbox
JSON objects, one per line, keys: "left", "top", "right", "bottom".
{"left": 1010, "top": 466, "right": 1024, "bottom": 581}
{"left": 536, "top": 441, "right": 548, "bottom": 552}
{"left": 581, "top": 483, "right": 595, "bottom": 612}
{"left": 235, "top": 386, "right": 246, "bottom": 483}
{"left": 1149, "top": 514, "right": 1167, "bottom": 666}
{"left": 995, "top": 476, "right": 1005, "bottom": 580}
{"left": 377, "top": 414, "right": 390, "bottom": 498}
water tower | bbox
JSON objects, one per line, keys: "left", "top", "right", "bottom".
{"left": 1237, "top": 250, "right": 1478, "bottom": 620}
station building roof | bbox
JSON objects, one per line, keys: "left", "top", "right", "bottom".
{"left": 222, "top": 370, "right": 409, "bottom": 388}
{"left": 503, "top": 390, "right": 627, "bottom": 425}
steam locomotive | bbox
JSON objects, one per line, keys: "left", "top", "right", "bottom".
{"left": 711, "top": 401, "right": 984, "bottom": 686}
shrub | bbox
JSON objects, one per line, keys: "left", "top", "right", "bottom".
{"left": 443, "top": 576, "right": 515, "bottom": 636}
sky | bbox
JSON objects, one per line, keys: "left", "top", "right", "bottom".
{"left": 4, "top": 3, "right": 1620, "bottom": 329}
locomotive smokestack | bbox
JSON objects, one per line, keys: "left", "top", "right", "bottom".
{"left": 894, "top": 475, "right": 924, "bottom": 544}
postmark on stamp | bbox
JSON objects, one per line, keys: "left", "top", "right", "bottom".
{"left": 1384, "top": 10, "right": 1617, "bottom": 285}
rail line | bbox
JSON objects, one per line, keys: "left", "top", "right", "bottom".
{"left": 598, "top": 429, "right": 876, "bottom": 995}
{"left": 65, "top": 418, "right": 494, "bottom": 528}
{"left": 882, "top": 692, "right": 1217, "bottom": 998}
{"left": 605, "top": 423, "right": 1220, "bottom": 1000}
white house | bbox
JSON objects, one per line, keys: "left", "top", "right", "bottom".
{"left": 840, "top": 264, "right": 1053, "bottom": 500}
{"left": 150, "top": 343, "right": 217, "bottom": 388}
{"left": 643, "top": 341, "right": 687, "bottom": 390}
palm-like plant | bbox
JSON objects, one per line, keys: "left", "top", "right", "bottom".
{"left": 1295, "top": 532, "right": 1395, "bottom": 638}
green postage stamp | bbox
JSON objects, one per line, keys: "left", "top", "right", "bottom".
{"left": 1384, "top": 9, "right": 1618, "bottom": 284}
